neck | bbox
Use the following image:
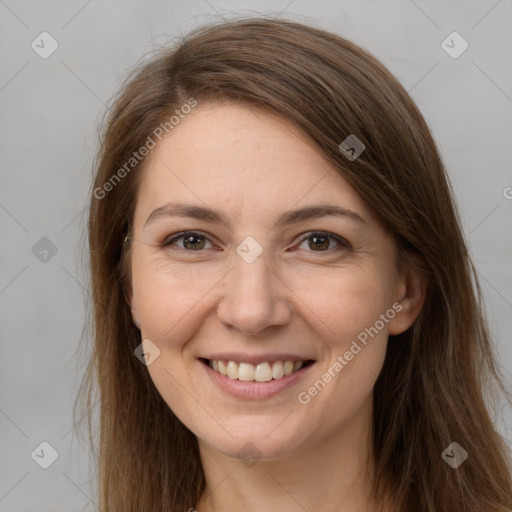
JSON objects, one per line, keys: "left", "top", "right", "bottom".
{"left": 196, "top": 395, "right": 386, "bottom": 512}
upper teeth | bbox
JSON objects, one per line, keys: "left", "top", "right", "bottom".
{"left": 209, "top": 360, "right": 305, "bottom": 382}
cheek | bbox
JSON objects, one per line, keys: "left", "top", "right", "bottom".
{"left": 293, "top": 264, "right": 396, "bottom": 345}
{"left": 292, "top": 266, "right": 394, "bottom": 398}
{"left": 294, "top": 271, "right": 393, "bottom": 431}
{"left": 131, "top": 255, "right": 219, "bottom": 344}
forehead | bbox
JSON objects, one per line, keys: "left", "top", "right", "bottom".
{"left": 134, "top": 102, "right": 377, "bottom": 228}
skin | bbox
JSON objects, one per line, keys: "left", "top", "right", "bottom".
{"left": 128, "top": 101, "right": 425, "bottom": 512}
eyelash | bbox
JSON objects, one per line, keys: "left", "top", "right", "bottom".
{"left": 161, "top": 231, "right": 351, "bottom": 253}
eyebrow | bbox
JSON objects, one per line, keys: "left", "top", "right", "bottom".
{"left": 143, "top": 202, "right": 366, "bottom": 231}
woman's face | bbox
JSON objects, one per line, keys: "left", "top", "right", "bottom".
{"left": 128, "top": 101, "right": 418, "bottom": 460}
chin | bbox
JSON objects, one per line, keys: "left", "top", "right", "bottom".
{"left": 194, "top": 415, "right": 311, "bottom": 463}
{"left": 203, "top": 435, "right": 299, "bottom": 463}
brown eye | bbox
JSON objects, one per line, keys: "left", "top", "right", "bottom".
{"left": 183, "top": 234, "right": 206, "bottom": 250}
{"left": 162, "top": 232, "right": 213, "bottom": 251}
{"left": 297, "top": 232, "right": 350, "bottom": 252}
{"left": 308, "top": 234, "right": 330, "bottom": 251}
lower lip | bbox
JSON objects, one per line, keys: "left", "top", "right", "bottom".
{"left": 200, "top": 360, "right": 315, "bottom": 400}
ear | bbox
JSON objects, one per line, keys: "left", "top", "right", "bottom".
{"left": 388, "top": 257, "right": 427, "bottom": 336}
{"left": 125, "top": 285, "right": 141, "bottom": 329}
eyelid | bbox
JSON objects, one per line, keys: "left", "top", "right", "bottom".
{"left": 162, "top": 230, "right": 219, "bottom": 249}
{"left": 162, "top": 230, "right": 351, "bottom": 252}
{"left": 295, "top": 231, "right": 351, "bottom": 251}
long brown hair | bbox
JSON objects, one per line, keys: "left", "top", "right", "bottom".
{"left": 78, "top": 17, "right": 512, "bottom": 511}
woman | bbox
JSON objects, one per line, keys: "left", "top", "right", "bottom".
{"left": 79, "top": 17, "right": 512, "bottom": 511}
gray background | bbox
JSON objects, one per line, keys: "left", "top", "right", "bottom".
{"left": 1, "top": 1, "right": 511, "bottom": 510}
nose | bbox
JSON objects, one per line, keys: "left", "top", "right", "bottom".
{"left": 216, "top": 249, "right": 292, "bottom": 335}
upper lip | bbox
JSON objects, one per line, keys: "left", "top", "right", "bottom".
{"left": 200, "top": 353, "right": 315, "bottom": 364}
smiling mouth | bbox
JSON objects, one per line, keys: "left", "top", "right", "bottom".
{"left": 199, "top": 358, "right": 315, "bottom": 382}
